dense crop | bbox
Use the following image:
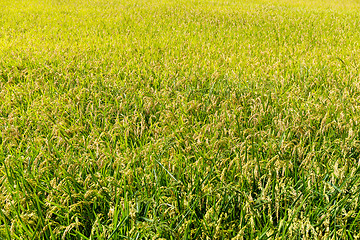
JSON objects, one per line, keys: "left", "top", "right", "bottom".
{"left": 1, "top": 0, "right": 360, "bottom": 239}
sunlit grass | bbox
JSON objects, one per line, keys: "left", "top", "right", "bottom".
{"left": 1, "top": 0, "right": 360, "bottom": 239}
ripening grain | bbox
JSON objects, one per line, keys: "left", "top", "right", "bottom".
{"left": 1, "top": 0, "right": 360, "bottom": 239}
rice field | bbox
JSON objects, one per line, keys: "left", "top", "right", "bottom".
{"left": 1, "top": 0, "right": 360, "bottom": 239}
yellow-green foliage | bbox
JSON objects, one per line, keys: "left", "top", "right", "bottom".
{"left": 1, "top": 0, "right": 360, "bottom": 239}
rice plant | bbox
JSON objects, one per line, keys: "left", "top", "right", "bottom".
{"left": 1, "top": 0, "right": 360, "bottom": 239}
